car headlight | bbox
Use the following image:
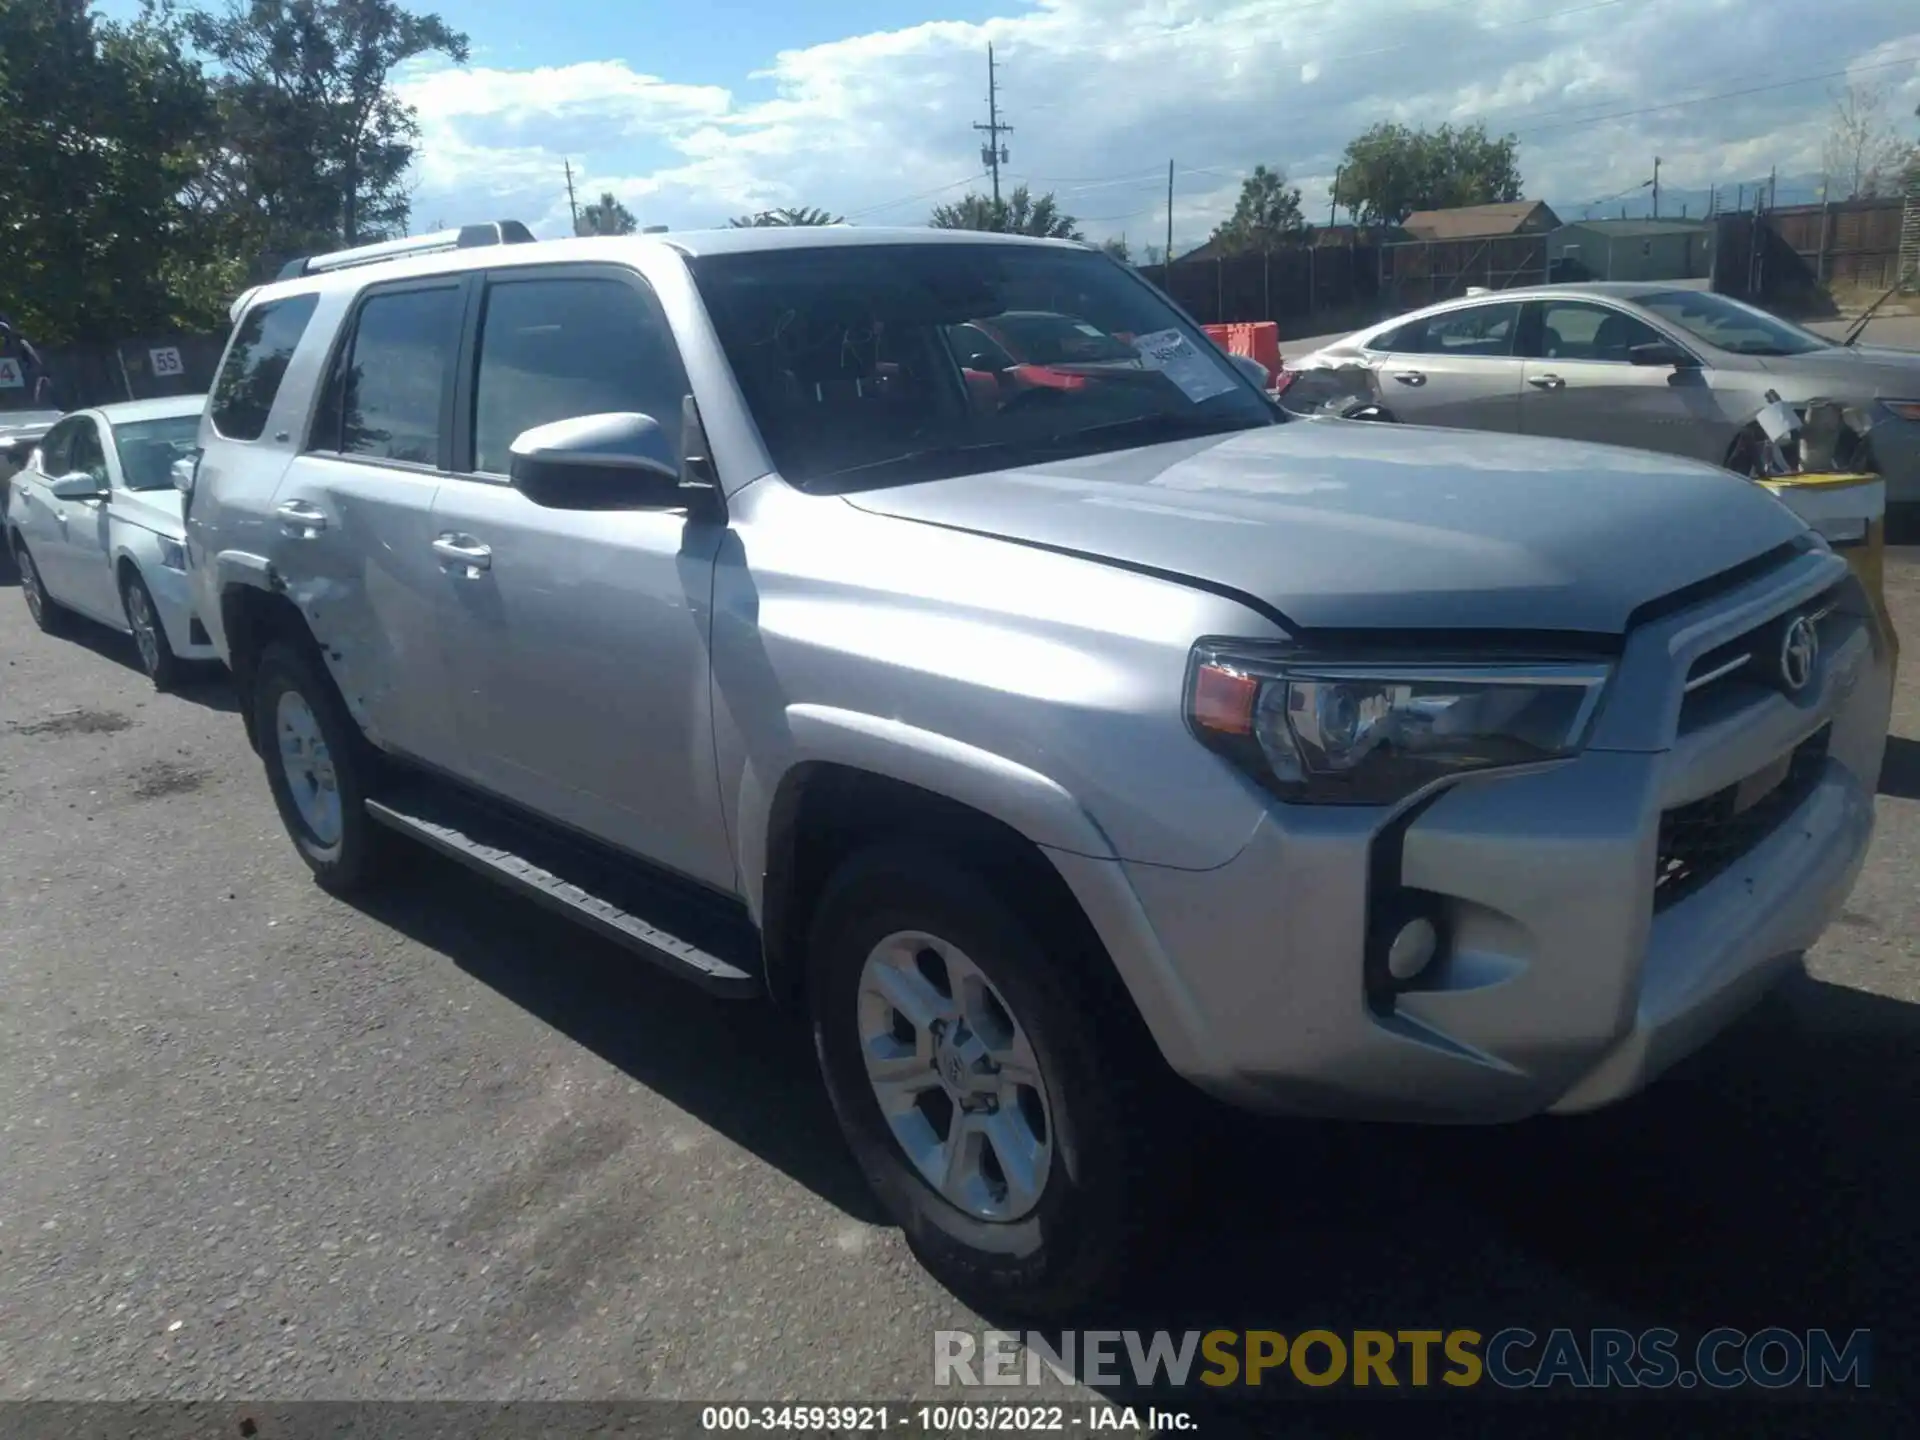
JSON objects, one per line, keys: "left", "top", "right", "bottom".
{"left": 157, "top": 538, "right": 187, "bottom": 571}
{"left": 1881, "top": 400, "right": 1920, "bottom": 423}
{"left": 1185, "top": 642, "right": 1613, "bottom": 805}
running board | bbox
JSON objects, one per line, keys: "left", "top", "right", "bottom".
{"left": 365, "top": 785, "right": 761, "bottom": 998}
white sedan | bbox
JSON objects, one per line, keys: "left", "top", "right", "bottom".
{"left": 6, "top": 396, "right": 218, "bottom": 688}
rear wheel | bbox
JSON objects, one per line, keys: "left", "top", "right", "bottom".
{"left": 13, "top": 537, "right": 68, "bottom": 636}
{"left": 120, "top": 568, "right": 181, "bottom": 690}
{"left": 809, "top": 844, "right": 1173, "bottom": 1315}
{"left": 251, "top": 640, "right": 390, "bottom": 893}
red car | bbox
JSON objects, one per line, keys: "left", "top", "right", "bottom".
{"left": 949, "top": 310, "right": 1145, "bottom": 406}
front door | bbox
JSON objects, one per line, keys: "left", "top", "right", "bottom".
{"left": 1518, "top": 298, "right": 1739, "bottom": 465}
{"left": 429, "top": 263, "right": 735, "bottom": 890}
{"left": 1368, "top": 299, "right": 1525, "bottom": 431}
{"left": 44, "top": 417, "right": 121, "bottom": 622}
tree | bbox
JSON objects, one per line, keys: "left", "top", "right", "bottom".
{"left": 1332, "top": 122, "right": 1522, "bottom": 226}
{"left": 1100, "top": 236, "right": 1131, "bottom": 263}
{"left": 929, "top": 185, "right": 1082, "bottom": 239}
{"left": 183, "top": 0, "right": 469, "bottom": 262}
{"left": 0, "top": 0, "right": 233, "bottom": 344}
{"left": 1821, "top": 83, "right": 1912, "bottom": 200}
{"left": 577, "top": 191, "right": 637, "bottom": 235}
{"left": 1208, "top": 164, "right": 1308, "bottom": 253}
{"left": 728, "top": 206, "right": 841, "bottom": 227}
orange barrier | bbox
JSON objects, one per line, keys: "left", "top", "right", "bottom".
{"left": 1203, "top": 322, "right": 1282, "bottom": 384}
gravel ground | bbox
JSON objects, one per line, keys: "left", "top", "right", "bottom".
{"left": 1, "top": 547, "right": 1917, "bottom": 1434}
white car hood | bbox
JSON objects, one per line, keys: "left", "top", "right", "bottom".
{"left": 112, "top": 488, "right": 187, "bottom": 539}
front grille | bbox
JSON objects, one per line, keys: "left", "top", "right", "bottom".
{"left": 1653, "top": 725, "right": 1830, "bottom": 912}
{"left": 1681, "top": 583, "right": 1843, "bottom": 709}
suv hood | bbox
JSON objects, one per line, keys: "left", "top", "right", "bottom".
{"left": 841, "top": 420, "right": 1807, "bottom": 635}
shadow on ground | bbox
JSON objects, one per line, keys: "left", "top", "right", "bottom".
{"left": 344, "top": 849, "right": 1917, "bottom": 1436}
{"left": 1882, "top": 735, "right": 1920, "bottom": 802}
{"left": 344, "top": 846, "right": 886, "bottom": 1223}
{"left": 49, "top": 617, "right": 238, "bottom": 712}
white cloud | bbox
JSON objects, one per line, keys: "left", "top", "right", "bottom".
{"left": 397, "top": 0, "right": 1920, "bottom": 248}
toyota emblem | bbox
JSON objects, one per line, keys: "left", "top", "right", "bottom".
{"left": 1778, "top": 615, "right": 1819, "bottom": 694}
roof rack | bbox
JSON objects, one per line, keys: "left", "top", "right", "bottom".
{"left": 276, "top": 220, "right": 536, "bottom": 281}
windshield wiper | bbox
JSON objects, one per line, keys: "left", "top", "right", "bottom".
{"left": 1035, "top": 410, "right": 1270, "bottom": 454}
{"left": 809, "top": 438, "right": 1020, "bottom": 485}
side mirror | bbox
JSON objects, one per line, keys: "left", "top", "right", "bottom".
{"left": 966, "top": 353, "right": 1003, "bottom": 373}
{"left": 1629, "top": 342, "right": 1692, "bottom": 368}
{"left": 171, "top": 453, "right": 200, "bottom": 495}
{"left": 507, "top": 412, "right": 684, "bottom": 510}
{"left": 50, "top": 471, "right": 108, "bottom": 499}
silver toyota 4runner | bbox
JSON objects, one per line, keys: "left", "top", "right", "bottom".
{"left": 184, "top": 221, "right": 1892, "bottom": 1312}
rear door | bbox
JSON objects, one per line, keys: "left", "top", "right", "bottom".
{"left": 1365, "top": 300, "right": 1524, "bottom": 431}
{"left": 1518, "top": 298, "right": 1736, "bottom": 464}
{"left": 273, "top": 277, "right": 468, "bottom": 764}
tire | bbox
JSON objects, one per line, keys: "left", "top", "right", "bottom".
{"left": 809, "top": 844, "right": 1174, "bottom": 1316}
{"left": 251, "top": 639, "right": 389, "bottom": 893}
{"left": 120, "top": 567, "right": 181, "bottom": 691}
{"left": 13, "top": 536, "right": 69, "bottom": 636}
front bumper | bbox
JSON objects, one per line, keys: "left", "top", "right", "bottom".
{"left": 1064, "top": 547, "right": 1890, "bottom": 1121}
{"left": 144, "top": 559, "right": 221, "bottom": 661}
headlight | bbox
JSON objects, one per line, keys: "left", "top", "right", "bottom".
{"left": 1186, "top": 642, "right": 1612, "bottom": 805}
{"left": 157, "top": 538, "right": 187, "bottom": 571}
{"left": 1881, "top": 400, "right": 1920, "bottom": 423}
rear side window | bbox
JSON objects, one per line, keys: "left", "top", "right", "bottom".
{"left": 313, "top": 285, "right": 462, "bottom": 467}
{"left": 470, "top": 275, "right": 687, "bottom": 477}
{"left": 210, "top": 294, "right": 319, "bottom": 441}
{"left": 1379, "top": 302, "right": 1521, "bottom": 357}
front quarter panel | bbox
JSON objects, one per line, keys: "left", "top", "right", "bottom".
{"left": 712, "top": 477, "right": 1279, "bottom": 896}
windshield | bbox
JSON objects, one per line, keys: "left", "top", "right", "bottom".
{"left": 689, "top": 243, "right": 1275, "bottom": 488}
{"left": 112, "top": 414, "right": 202, "bottom": 491}
{"left": 1636, "top": 291, "right": 1832, "bottom": 357}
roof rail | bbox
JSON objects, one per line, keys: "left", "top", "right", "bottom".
{"left": 276, "top": 220, "right": 536, "bottom": 281}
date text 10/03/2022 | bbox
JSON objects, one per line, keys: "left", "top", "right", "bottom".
{"left": 699, "top": 1406, "right": 1191, "bottom": 1431}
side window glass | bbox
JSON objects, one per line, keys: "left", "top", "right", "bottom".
{"left": 69, "top": 421, "right": 107, "bottom": 481}
{"left": 328, "top": 286, "right": 463, "bottom": 466}
{"left": 1376, "top": 319, "right": 1427, "bottom": 354}
{"left": 471, "top": 275, "right": 688, "bottom": 477}
{"left": 1537, "top": 302, "right": 1665, "bottom": 363}
{"left": 210, "top": 294, "right": 320, "bottom": 442}
{"left": 1422, "top": 303, "right": 1521, "bottom": 357}
{"left": 36, "top": 420, "right": 75, "bottom": 476}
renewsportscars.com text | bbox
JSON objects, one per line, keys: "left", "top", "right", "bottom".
{"left": 934, "top": 1327, "right": 1872, "bottom": 1391}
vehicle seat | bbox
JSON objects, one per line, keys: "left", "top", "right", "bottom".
{"left": 1592, "top": 314, "right": 1639, "bottom": 362}
{"left": 1542, "top": 323, "right": 1568, "bottom": 359}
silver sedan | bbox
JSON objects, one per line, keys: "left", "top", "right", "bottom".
{"left": 1288, "top": 282, "right": 1920, "bottom": 504}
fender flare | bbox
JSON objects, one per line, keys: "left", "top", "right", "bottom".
{"left": 735, "top": 703, "right": 1121, "bottom": 931}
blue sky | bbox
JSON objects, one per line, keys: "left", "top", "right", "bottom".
{"left": 104, "top": 0, "right": 1920, "bottom": 251}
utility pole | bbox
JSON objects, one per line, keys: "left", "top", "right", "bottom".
{"left": 564, "top": 159, "right": 580, "bottom": 234}
{"left": 1651, "top": 156, "right": 1660, "bottom": 218}
{"left": 972, "top": 45, "right": 1012, "bottom": 208}
{"left": 1330, "top": 165, "right": 1342, "bottom": 229}
{"left": 1768, "top": 165, "right": 1777, "bottom": 210}
{"left": 1165, "top": 159, "right": 1175, "bottom": 271}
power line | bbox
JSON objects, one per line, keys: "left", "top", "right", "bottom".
{"left": 842, "top": 172, "right": 987, "bottom": 221}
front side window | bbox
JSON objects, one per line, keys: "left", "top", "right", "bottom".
{"left": 316, "top": 286, "right": 463, "bottom": 466}
{"left": 34, "top": 419, "right": 77, "bottom": 476}
{"left": 67, "top": 419, "right": 107, "bottom": 482}
{"left": 112, "top": 414, "right": 203, "bottom": 491}
{"left": 689, "top": 243, "right": 1275, "bottom": 489}
{"left": 1636, "top": 290, "right": 1830, "bottom": 357}
{"left": 210, "top": 294, "right": 319, "bottom": 441}
{"left": 471, "top": 275, "right": 688, "bottom": 477}
{"left": 1533, "top": 301, "right": 1666, "bottom": 362}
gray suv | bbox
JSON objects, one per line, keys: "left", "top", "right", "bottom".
{"left": 184, "top": 221, "right": 1892, "bottom": 1312}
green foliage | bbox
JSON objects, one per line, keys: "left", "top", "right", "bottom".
{"left": 1332, "top": 122, "right": 1523, "bottom": 226}
{"left": 1100, "top": 236, "right": 1131, "bottom": 263}
{"left": 0, "top": 0, "right": 228, "bottom": 343}
{"left": 728, "top": 206, "right": 841, "bottom": 227}
{"left": 577, "top": 191, "right": 637, "bottom": 235}
{"left": 929, "top": 186, "right": 1082, "bottom": 240}
{"left": 1208, "top": 164, "right": 1309, "bottom": 253}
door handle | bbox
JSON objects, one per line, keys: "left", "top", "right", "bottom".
{"left": 1528, "top": 374, "right": 1566, "bottom": 390}
{"left": 432, "top": 534, "right": 492, "bottom": 572}
{"left": 276, "top": 500, "right": 328, "bottom": 534}
{"left": 1391, "top": 370, "right": 1426, "bottom": 386}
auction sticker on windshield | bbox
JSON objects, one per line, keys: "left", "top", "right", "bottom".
{"left": 1130, "top": 329, "right": 1238, "bottom": 403}
{"left": 0, "top": 357, "right": 23, "bottom": 389}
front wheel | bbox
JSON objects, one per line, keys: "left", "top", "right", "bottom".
{"left": 809, "top": 845, "right": 1173, "bottom": 1315}
{"left": 251, "top": 640, "right": 390, "bottom": 893}
{"left": 120, "top": 568, "right": 181, "bottom": 690}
